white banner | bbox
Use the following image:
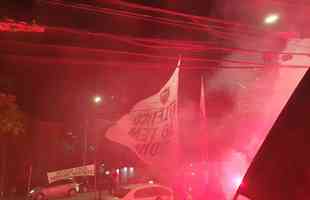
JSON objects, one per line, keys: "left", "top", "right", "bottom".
{"left": 106, "top": 68, "right": 179, "bottom": 165}
{"left": 47, "top": 164, "right": 95, "bottom": 183}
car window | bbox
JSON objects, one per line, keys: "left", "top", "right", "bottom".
{"left": 49, "top": 179, "right": 73, "bottom": 187}
{"left": 134, "top": 187, "right": 156, "bottom": 198}
{"left": 63, "top": 179, "right": 74, "bottom": 184}
{"left": 48, "top": 182, "right": 59, "bottom": 187}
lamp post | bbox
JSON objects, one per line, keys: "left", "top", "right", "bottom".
{"left": 83, "top": 95, "right": 115, "bottom": 200}
{"left": 82, "top": 95, "right": 103, "bottom": 200}
{"left": 82, "top": 95, "right": 102, "bottom": 166}
{"left": 93, "top": 96, "right": 101, "bottom": 200}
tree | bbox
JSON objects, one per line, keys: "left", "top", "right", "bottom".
{"left": 0, "top": 93, "right": 25, "bottom": 196}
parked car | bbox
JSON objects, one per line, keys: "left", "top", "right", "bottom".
{"left": 28, "top": 179, "right": 79, "bottom": 200}
{"left": 73, "top": 176, "right": 94, "bottom": 193}
{"left": 108, "top": 184, "right": 174, "bottom": 200}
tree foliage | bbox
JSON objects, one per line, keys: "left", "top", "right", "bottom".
{"left": 0, "top": 93, "right": 25, "bottom": 136}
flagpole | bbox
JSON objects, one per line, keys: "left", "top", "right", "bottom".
{"left": 200, "top": 74, "right": 209, "bottom": 185}
{"left": 176, "top": 55, "right": 181, "bottom": 125}
{"left": 176, "top": 55, "right": 181, "bottom": 165}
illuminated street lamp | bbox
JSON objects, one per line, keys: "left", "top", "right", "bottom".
{"left": 105, "top": 170, "right": 111, "bottom": 175}
{"left": 264, "top": 13, "right": 280, "bottom": 25}
{"left": 83, "top": 94, "right": 113, "bottom": 200}
{"left": 93, "top": 95, "right": 102, "bottom": 104}
{"left": 91, "top": 95, "right": 102, "bottom": 200}
{"left": 83, "top": 95, "right": 102, "bottom": 165}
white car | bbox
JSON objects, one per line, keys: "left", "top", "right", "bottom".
{"left": 109, "top": 184, "right": 174, "bottom": 200}
{"left": 28, "top": 179, "right": 79, "bottom": 200}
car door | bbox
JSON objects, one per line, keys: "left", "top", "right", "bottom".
{"left": 44, "top": 182, "right": 62, "bottom": 198}
{"left": 57, "top": 180, "right": 71, "bottom": 196}
{"left": 47, "top": 180, "right": 70, "bottom": 198}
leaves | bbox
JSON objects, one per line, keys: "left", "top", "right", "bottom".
{"left": 0, "top": 93, "right": 25, "bottom": 136}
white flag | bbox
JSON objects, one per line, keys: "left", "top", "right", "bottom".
{"left": 106, "top": 68, "right": 179, "bottom": 165}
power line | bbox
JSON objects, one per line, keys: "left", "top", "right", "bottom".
{"left": 271, "top": 0, "right": 310, "bottom": 8}
{"left": 113, "top": 0, "right": 265, "bottom": 31}
{"left": 12, "top": 1, "right": 309, "bottom": 68}
{"left": 41, "top": 0, "right": 303, "bottom": 52}
{"left": 106, "top": 0, "right": 293, "bottom": 39}
{"left": 1, "top": 39, "right": 309, "bottom": 69}
{"left": 1, "top": 19, "right": 304, "bottom": 66}
{"left": 2, "top": 53, "right": 309, "bottom": 69}
{"left": 42, "top": 0, "right": 276, "bottom": 40}
{"left": 46, "top": 26, "right": 310, "bottom": 58}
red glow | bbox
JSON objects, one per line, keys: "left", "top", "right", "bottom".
{"left": 233, "top": 175, "right": 243, "bottom": 187}
{"left": 0, "top": 20, "right": 45, "bottom": 33}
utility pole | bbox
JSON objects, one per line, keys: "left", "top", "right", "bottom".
{"left": 27, "top": 165, "right": 33, "bottom": 192}
{"left": 82, "top": 119, "right": 89, "bottom": 166}
{"left": 94, "top": 142, "right": 98, "bottom": 200}
{"left": 83, "top": 95, "right": 102, "bottom": 200}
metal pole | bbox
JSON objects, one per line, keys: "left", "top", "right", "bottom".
{"left": 27, "top": 165, "right": 33, "bottom": 192}
{"left": 83, "top": 119, "right": 88, "bottom": 166}
{"left": 0, "top": 136, "right": 8, "bottom": 197}
{"left": 94, "top": 155, "right": 98, "bottom": 200}
{"left": 94, "top": 119, "right": 99, "bottom": 200}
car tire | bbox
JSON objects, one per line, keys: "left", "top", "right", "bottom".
{"left": 35, "top": 193, "right": 45, "bottom": 200}
{"left": 68, "top": 189, "right": 77, "bottom": 197}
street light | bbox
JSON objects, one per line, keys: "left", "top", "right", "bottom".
{"left": 264, "top": 13, "right": 280, "bottom": 25}
{"left": 93, "top": 95, "right": 102, "bottom": 104}
{"left": 82, "top": 94, "right": 102, "bottom": 165}
{"left": 123, "top": 167, "right": 128, "bottom": 173}
{"left": 85, "top": 94, "right": 114, "bottom": 200}
{"left": 92, "top": 95, "right": 102, "bottom": 200}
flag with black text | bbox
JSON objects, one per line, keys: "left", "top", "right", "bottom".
{"left": 106, "top": 68, "right": 179, "bottom": 165}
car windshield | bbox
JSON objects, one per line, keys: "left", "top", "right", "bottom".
{"left": 49, "top": 180, "right": 73, "bottom": 186}
{"left": 234, "top": 69, "right": 310, "bottom": 200}
{"left": 1, "top": 1, "right": 309, "bottom": 200}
